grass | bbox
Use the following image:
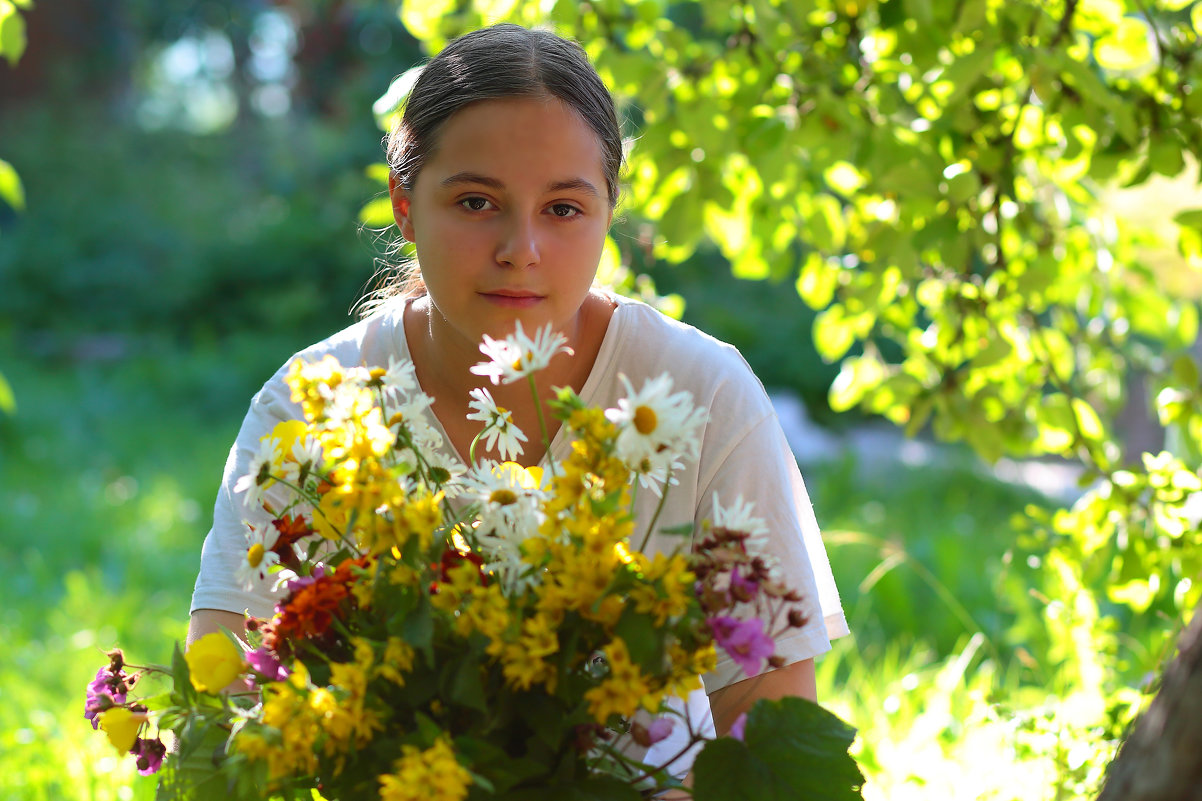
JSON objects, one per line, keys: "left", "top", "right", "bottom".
{"left": 0, "top": 335, "right": 1105, "bottom": 800}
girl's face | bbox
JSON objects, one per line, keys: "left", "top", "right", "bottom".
{"left": 391, "top": 95, "right": 613, "bottom": 351}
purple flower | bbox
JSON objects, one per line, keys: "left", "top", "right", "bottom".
{"left": 131, "top": 737, "right": 167, "bottom": 775}
{"left": 645, "top": 716, "right": 674, "bottom": 745}
{"left": 84, "top": 666, "right": 128, "bottom": 730}
{"left": 246, "top": 647, "right": 289, "bottom": 682}
{"left": 729, "top": 566, "right": 760, "bottom": 602}
{"left": 708, "top": 615, "right": 775, "bottom": 677}
{"left": 729, "top": 712, "right": 748, "bottom": 742}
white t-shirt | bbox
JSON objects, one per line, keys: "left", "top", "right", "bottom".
{"left": 192, "top": 293, "right": 849, "bottom": 770}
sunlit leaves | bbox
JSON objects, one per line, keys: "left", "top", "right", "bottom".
{"left": 0, "top": 157, "right": 24, "bottom": 213}
{"left": 1093, "top": 17, "right": 1155, "bottom": 71}
{"left": 0, "top": 0, "right": 26, "bottom": 67}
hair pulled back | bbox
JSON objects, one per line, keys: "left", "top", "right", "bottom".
{"left": 387, "top": 23, "right": 623, "bottom": 207}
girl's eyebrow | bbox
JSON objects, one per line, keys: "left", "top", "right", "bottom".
{"left": 441, "top": 171, "right": 601, "bottom": 198}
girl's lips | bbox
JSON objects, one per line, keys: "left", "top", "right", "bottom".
{"left": 480, "top": 292, "right": 545, "bottom": 309}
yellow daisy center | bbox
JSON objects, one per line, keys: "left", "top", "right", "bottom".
{"left": 247, "top": 543, "right": 265, "bottom": 568}
{"left": 633, "top": 405, "right": 658, "bottom": 435}
{"left": 489, "top": 489, "right": 518, "bottom": 506}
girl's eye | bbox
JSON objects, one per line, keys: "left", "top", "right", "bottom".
{"left": 460, "top": 197, "right": 492, "bottom": 211}
{"left": 550, "top": 203, "right": 581, "bottom": 218}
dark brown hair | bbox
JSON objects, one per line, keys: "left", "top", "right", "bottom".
{"left": 359, "top": 23, "right": 623, "bottom": 313}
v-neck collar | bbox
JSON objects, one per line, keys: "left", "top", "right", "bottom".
{"left": 389, "top": 294, "right": 627, "bottom": 469}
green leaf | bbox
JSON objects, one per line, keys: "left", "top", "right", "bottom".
{"left": 1093, "top": 17, "right": 1153, "bottom": 71}
{"left": 692, "top": 697, "right": 864, "bottom": 801}
{"left": 613, "top": 606, "right": 662, "bottom": 673}
{"left": 0, "top": 157, "right": 24, "bottom": 212}
{"left": 400, "top": 0, "right": 457, "bottom": 49}
{"left": 0, "top": 0, "right": 26, "bottom": 67}
{"left": 1173, "top": 208, "right": 1202, "bottom": 232}
{"left": 395, "top": 594, "right": 435, "bottom": 664}
{"left": 829, "top": 356, "right": 884, "bottom": 413}
{"left": 0, "top": 370, "right": 14, "bottom": 414}
{"left": 358, "top": 196, "right": 395, "bottom": 226}
{"left": 157, "top": 722, "right": 234, "bottom": 801}
{"left": 796, "top": 252, "right": 837, "bottom": 309}
{"left": 450, "top": 654, "right": 488, "bottom": 712}
{"left": 1071, "top": 398, "right": 1104, "bottom": 443}
{"left": 170, "top": 642, "right": 196, "bottom": 706}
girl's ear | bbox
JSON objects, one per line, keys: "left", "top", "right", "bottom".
{"left": 388, "top": 172, "right": 416, "bottom": 242}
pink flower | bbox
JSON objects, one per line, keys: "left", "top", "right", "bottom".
{"left": 630, "top": 716, "right": 675, "bottom": 747}
{"left": 729, "top": 712, "right": 748, "bottom": 742}
{"left": 246, "top": 647, "right": 289, "bottom": 682}
{"left": 646, "top": 716, "right": 674, "bottom": 745}
{"left": 708, "top": 615, "right": 774, "bottom": 677}
{"left": 131, "top": 737, "right": 166, "bottom": 775}
{"left": 729, "top": 565, "right": 760, "bottom": 602}
{"left": 84, "top": 665, "right": 129, "bottom": 730}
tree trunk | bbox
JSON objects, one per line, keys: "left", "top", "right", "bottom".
{"left": 1097, "top": 606, "right": 1202, "bottom": 801}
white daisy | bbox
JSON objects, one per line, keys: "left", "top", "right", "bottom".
{"left": 470, "top": 322, "right": 572, "bottom": 385}
{"left": 385, "top": 390, "right": 440, "bottom": 446}
{"left": 233, "top": 437, "right": 282, "bottom": 508}
{"left": 420, "top": 447, "right": 466, "bottom": 497}
{"left": 605, "top": 373, "right": 706, "bottom": 474}
{"left": 380, "top": 356, "right": 418, "bottom": 397}
{"left": 634, "top": 456, "right": 685, "bottom": 498}
{"left": 460, "top": 461, "right": 545, "bottom": 560}
{"left": 712, "top": 493, "right": 773, "bottom": 556}
{"left": 280, "top": 434, "right": 324, "bottom": 488}
{"left": 712, "top": 493, "right": 769, "bottom": 538}
{"left": 235, "top": 521, "right": 281, "bottom": 590}
{"left": 467, "top": 387, "right": 529, "bottom": 461}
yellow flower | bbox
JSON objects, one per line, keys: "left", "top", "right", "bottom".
{"left": 377, "top": 637, "right": 416, "bottom": 685}
{"left": 585, "top": 639, "right": 652, "bottom": 723}
{"left": 630, "top": 553, "right": 695, "bottom": 625}
{"left": 498, "top": 613, "right": 560, "bottom": 691}
{"left": 185, "top": 632, "right": 246, "bottom": 693}
{"left": 379, "top": 738, "right": 473, "bottom": 801}
{"left": 268, "top": 419, "right": 309, "bottom": 464}
{"left": 98, "top": 707, "right": 146, "bottom": 753}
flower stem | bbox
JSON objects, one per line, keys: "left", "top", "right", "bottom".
{"left": 637, "top": 470, "right": 673, "bottom": 552}
{"left": 527, "top": 374, "right": 557, "bottom": 478}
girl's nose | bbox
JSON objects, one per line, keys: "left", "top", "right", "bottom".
{"left": 495, "top": 214, "right": 539, "bottom": 269}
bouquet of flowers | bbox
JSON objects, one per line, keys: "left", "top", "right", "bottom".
{"left": 85, "top": 324, "right": 863, "bottom": 801}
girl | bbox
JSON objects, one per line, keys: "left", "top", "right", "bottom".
{"left": 188, "top": 22, "right": 847, "bottom": 788}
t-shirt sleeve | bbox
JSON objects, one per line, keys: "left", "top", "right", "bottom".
{"left": 190, "top": 366, "right": 301, "bottom": 620}
{"left": 696, "top": 407, "right": 850, "bottom": 693}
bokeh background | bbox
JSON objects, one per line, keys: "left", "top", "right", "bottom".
{"left": 3, "top": 1, "right": 1201, "bottom": 799}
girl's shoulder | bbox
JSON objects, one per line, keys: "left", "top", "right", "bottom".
{"left": 602, "top": 293, "right": 771, "bottom": 413}
{"left": 252, "top": 303, "right": 408, "bottom": 406}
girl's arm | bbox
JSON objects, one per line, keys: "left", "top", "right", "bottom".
{"left": 656, "top": 661, "right": 817, "bottom": 800}
{"left": 706, "top": 658, "right": 816, "bottom": 737}
{"left": 186, "top": 608, "right": 248, "bottom": 648}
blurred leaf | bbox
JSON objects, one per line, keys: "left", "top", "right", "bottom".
{"left": 0, "top": 0, "right": 26, "bottom": 67}
{"left": 0, "top": 371, "right": 13, "bottom": 414}
{"left": 0, "top": 158, "right": 23, "bottom": 212}
{"left": 1093, "top": 16, "right": 1153, "bottom": 70}
{"left": 692, "top": 697, "right": 863, "bottom": 801}
{"left": 359, "top": 196, "right": 395, "bottom": 227}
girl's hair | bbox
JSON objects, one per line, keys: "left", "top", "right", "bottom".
{"left": 358, "top": 23, "right": 623, "bottom": 315}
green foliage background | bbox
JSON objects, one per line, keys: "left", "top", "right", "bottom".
{"left": 2, "top": 0, "right": 1202, "bottom": 798}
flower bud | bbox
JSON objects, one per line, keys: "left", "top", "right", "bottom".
{"left": 787, "top": 608, "right": 809, "bottom": 628}
{"left": 768, "top": 655, "right": 787, "bottom": 669}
